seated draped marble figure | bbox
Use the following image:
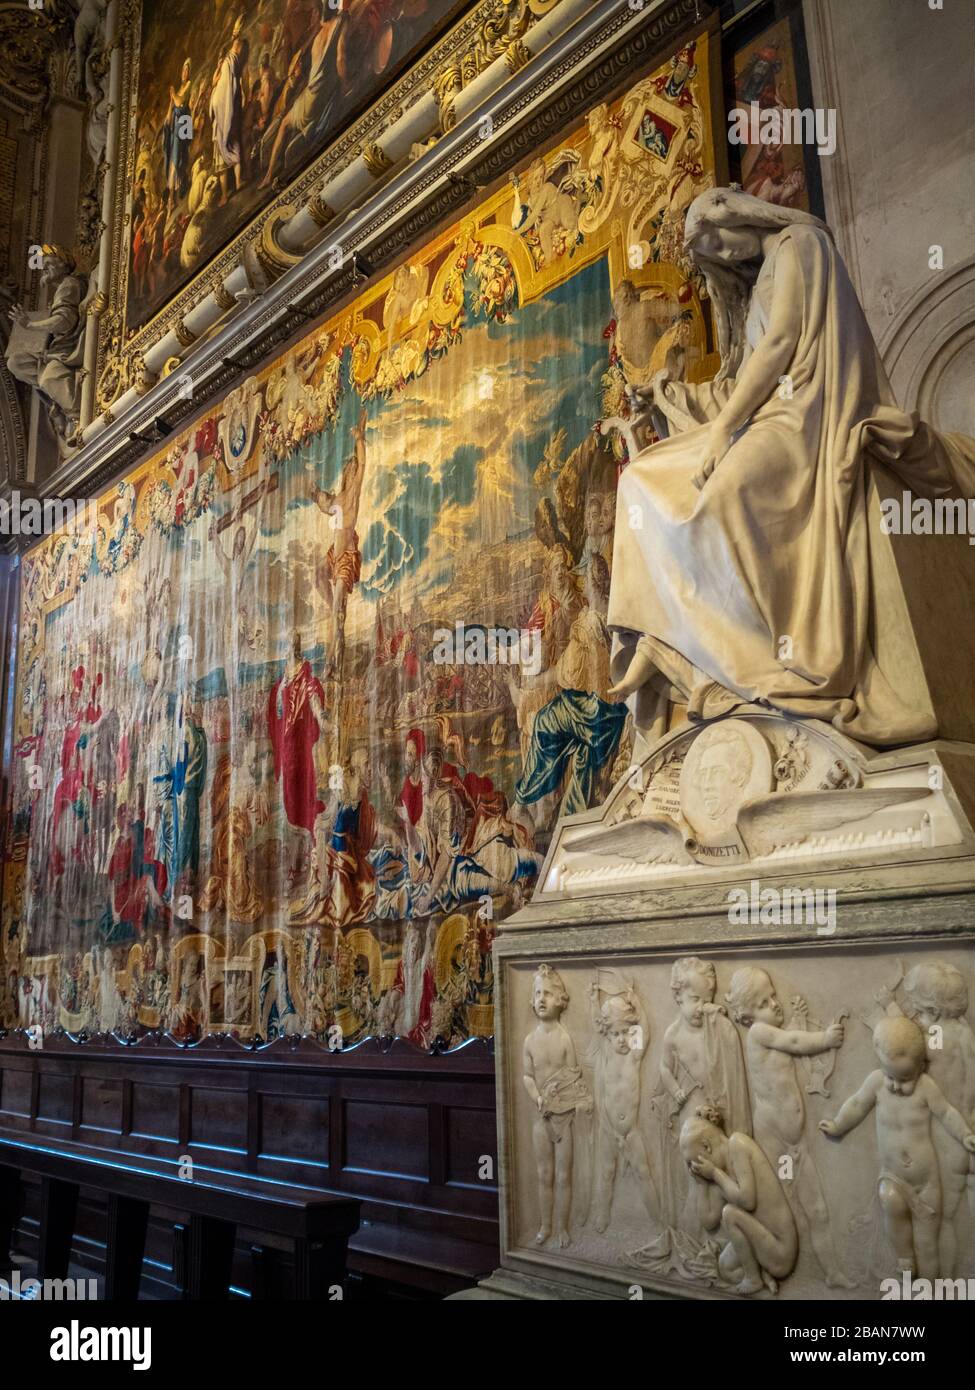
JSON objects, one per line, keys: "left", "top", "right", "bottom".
{"left": 606, "top": 187, "right": 975, "bottom": 748}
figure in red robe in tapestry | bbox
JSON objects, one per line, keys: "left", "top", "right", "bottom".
{"left": 268, "top": 631, "right": 328, "bottom": 833}
{"left": 396, "top": 727, "right": 426, "bottom": 827}
{"left": 49, "top": 670, "right": 103, "bottom": 879}
{"left": 395, "top": 724, "right": 506, "bottom": 854}
{"left": 101, "top": 800, "right": 169, "bottom": 943}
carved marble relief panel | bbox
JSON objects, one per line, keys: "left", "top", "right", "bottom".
{"left": 505, "top": 943, "right": 975, "bottom": 1299}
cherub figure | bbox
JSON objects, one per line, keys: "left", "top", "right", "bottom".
{"left": 679, "top": 1105, "right": 798, "bottom": 1295}
{"left": 875, "top": 961, "right": 975, "bottom": 1274}
{"left": 523, "top": 964, "right": 591, "bottom": 1248}
{"left": 654, "top": 957, "right": 750, "bottom": 1238}
{"left": 660, "top": 957, "right": 751, "bottom": 1130}
{"left": 588, "top": 972, "right": 659, "bottom": 1233}
{"left": 821, "top": 1015, "right": 975, "bottom": 1281}
{"left": 264, "top": 354, "right": 319, "bottom": 443}
{"left": 726, "top": 966, "right": 854, "bottom": 1287}
{"left": 585, "top": 104, "right": 618, "bottom": 188}
{"left": 382, "top": 263, "right": 430, "bottom": 351}
{"left": 510, "top": 157, "right": 581, "bottom": 263}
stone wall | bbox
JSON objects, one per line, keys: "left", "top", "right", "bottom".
{"left": 804, "top": 0, "right": 975, "bottom": 431}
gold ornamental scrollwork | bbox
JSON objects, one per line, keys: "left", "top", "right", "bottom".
{"left": 212, "top": 283, "right": 238, "bottom": 313}
{"left": 433, "top": 64, "right": 463, "bottom": 135}
{"left": 460, "top": 49, "right": 479, "bottom": 86}
{"left": 362, "top": 142, "right": 393, "bottom": 179}
{"left": 468, "top": 0, "right": 533, "bottom": 74}
{"left": 95, "top": 333, "right": 128, "bottom": 415}
{"left": 94, "top": 336, "right": 157, "bottom": 410}
{"left": 173, "top": 321, "right": 198, "bottom": 349}
{"left": 130, "top": 351, "right": 155, "bottom": 396}
{"left": 0, "top": 7, "right": 59, "bottom": 102}
{"left": 504, "top": 39, "right": 532, "bottom": 75}
{"left": 443, "top": 0, "right": 536, "bottom": 125}
{"left": 307, "top": 195, "right": 336, "bottom": 230}
{"left": 254, "top": 206, "right": 303, "bottom": 285}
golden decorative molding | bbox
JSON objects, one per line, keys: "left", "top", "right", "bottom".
{"left": 254, "top": 206, "right": 303, "bottom": 285}
{"left": 307, "top": 194, "right": 336, "bottom": 229}
{"left": 131, "top": 351, "right": 154, "bottom": 396}
{"left": 173, "top": 321, "right": 198, "bottom": 349}
{"left": 467, "top": 0, "right": 533, "bottom": 78}
{"left": 212, "top": 283, "right": 237, "bottom": 313}
{"left": 94, "top": 328, "right": 129, "bottom": 415}
{"left": 433, "top": 63, "right": 463, "bottom": 135}
{"left": 0, "top": 7, "right": 59, "bottom": 102}
{"left": 362, "top": 142, "right": 393, "bottom": 178}
{"left": 460, "top": 50, "right": 479, "bottom": 85}
{"left": 504, "top": 39, "right": 533, "bottom": 74}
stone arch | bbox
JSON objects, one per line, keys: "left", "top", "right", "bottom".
{"left": 880, "top": 255, "right": 975, "bottom": 436}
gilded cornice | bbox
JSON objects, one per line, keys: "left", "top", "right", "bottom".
{"left": 48, "top": 0, "right": 712, "bottom": 506}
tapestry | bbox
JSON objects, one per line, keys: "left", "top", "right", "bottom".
{"left": 4, "top": 37, "right": 718, "bottom": 1049}
{"left": 126, "top": 0, "right": 464, "bottom": 329}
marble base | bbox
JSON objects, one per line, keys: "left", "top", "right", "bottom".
{"left": 469, "top": 720, "right": 975, "bottom": 1302}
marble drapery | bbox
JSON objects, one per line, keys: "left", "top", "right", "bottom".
{"left": 609, "top": 189, "right": 975, "bottom": 746}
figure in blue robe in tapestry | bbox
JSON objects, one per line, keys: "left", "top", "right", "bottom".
{"left": 510, "top": 553, "right": 627, "bottom": 822}
{"left": 98, "top": 482, "right": 140, "bottom": 575}
{"left": 153, "top": 696, "right": 207, "bottom": 898}
{"left": 99, "top": 799, "right": 169, "bottom": 943}
{"left": 290, "top": 747, "right": 377, "bottom": 929}
{"left": 372, "top": 744, "right": 539, "bottom": 921}
{"left": 638, "top": 113, "right": 671, "bottom": 161}
{"left": 259, "top": 939, "right": 300, "bottom": 1040}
